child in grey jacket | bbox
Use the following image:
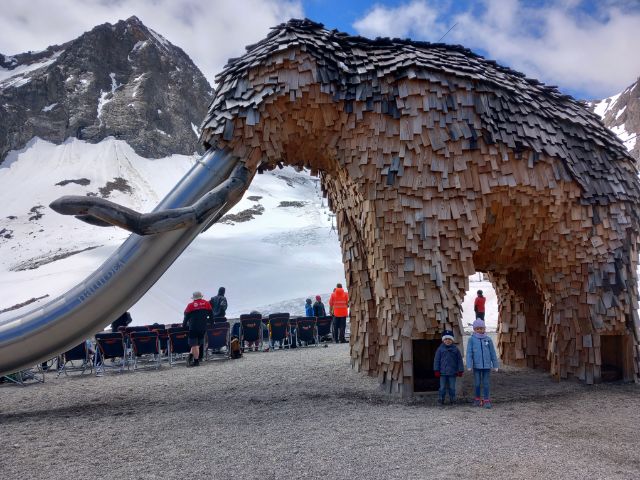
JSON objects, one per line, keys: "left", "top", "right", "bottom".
{"left": 466, "top": 318, "right": 499, "bottom": 408}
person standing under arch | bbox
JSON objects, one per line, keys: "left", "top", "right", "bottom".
{"left": 474, "top": 290, "right": 486, "bottom": 320}
{"left": 329, "top": 283, "right": 349, "bottom": 344}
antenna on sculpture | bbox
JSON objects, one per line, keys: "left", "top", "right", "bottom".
{"left": 437, "top": 23, "right": 457, "bottom": 42}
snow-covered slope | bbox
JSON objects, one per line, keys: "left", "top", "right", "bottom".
{"left": 0, "top": 137, "right": 495, "bottom": 330}
{"left": 0, "top": 137, "right": 344, "bottom": 322}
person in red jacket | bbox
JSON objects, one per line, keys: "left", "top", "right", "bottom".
{"left": 474, "top": 290, "right": 486, "bottom": 320}
{"left": 183, "top": 291, "right": 212, "bottom": 367}
{"left": 329, "top": 283, "right": 349, "bottom": 344}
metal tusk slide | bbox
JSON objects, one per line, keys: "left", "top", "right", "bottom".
{"left": 0, "top": 148, "right": 248, "bottom": 376}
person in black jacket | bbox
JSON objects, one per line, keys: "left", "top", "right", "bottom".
{"left": 183, "top": 292, "right": 212, "bottom": 367}
{"left": 209, "top": 287, "right": 228, "bottom": 322}
{"left": 111, "top": 311, "right": 132, "bottom": 332}
{"left": 312, "top": 295, "right": 326, "bottom": 317}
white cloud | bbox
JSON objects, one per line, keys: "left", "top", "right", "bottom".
{"left": 353, "top": 1, "right": 445, "bottom": 40}
{"left": 352, "top": 0, "right": 640, "bottom": 98}
{"left": 2, "top": 1, "right": 638, "bottom": 98}
{"left": 452, "top": 0, "right": 640, "bottom": 98}
{"left": 0, "top": 0, "right": 303, "bottom": 85}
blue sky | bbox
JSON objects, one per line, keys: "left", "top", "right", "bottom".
{"left": 304, "top": 0, "right": 631, "bottom": 40}
{"left": 1, "top": 0, "right": 639, "bottom": 99}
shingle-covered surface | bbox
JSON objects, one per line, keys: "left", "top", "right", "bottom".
{"left": 202, "top": 19, "right": 639, "bottom": 206}
{"left": 200, "top": 19, "right": 640, "bottom": 393}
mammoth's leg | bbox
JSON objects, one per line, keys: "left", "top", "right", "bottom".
{"left": 50, "top": 163, "right": 250, "bottom": 235}
{"left": 338, "top": 211, "right": 379, "bottom": 376}
{"left": 325, "top": 172, "right": 472, "bottom": 394}
{"left": 537, "top": 228, "right": 639, "bottom": 384}
{"left": 491, "top": 270, "right": 549, "bottom": 370}
{"left": 338, "top": 200, "right": 467, "bottom": 394}
{"left": 542, "top": 262, "right": 622, "bottom": 383}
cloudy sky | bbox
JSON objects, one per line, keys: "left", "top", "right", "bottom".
{"left": 1, "top": 0, "right": 639, "bottom": 100}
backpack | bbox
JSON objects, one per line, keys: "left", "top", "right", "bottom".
{"left": 230, "top": 336, "right": 242, "bottom": 359}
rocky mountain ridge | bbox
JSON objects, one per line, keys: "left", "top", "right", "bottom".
{"left": 589, "top": 77, "right": 640, "bottom": 162}
{"left": 0, "top": 16, "right": 212, "bottom": 163}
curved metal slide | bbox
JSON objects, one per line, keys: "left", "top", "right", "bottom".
{"left": 0, "top": 148, "right": 249, "bottom": 376}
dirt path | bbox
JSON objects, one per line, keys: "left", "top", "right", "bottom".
{"left": 1, "top": 343, "right": 638, "bottom": 480}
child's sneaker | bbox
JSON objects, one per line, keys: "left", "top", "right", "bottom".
{"left": 473, "top": 397, "right": 482, "bottom": 407}
{"left": 437, "top": 398, "right": 444, "bottom": 406}
{"left": 483, "top": 399, "right": 492, "bottom": 409}
{"left": 449, "top": 398, "right": 457, "bottom": 405}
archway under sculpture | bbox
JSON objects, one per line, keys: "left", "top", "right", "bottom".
{"left": 201, "top": 20, "right": 640, "bottom": 394}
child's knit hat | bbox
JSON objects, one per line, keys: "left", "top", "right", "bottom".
{"left": 472, "top": 318, "right": 485, "bottom": 329}
{"left": 441, "top": 330, "right": 454, "bottom": 341}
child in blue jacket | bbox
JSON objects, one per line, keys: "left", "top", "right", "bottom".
{"left": 466, "top": 318, "right": 499, "bottom": 408}
{"left": 433, "top": 330, "right": 464, "bottom": 405}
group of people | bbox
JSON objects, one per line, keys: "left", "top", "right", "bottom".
{"left": 434, "top": 290, "right": 498, "bottom": 408}
{"left": 112, "top": 286, "right": 497, "bottom": 407}
{"left": 305, "top": 282, "right": 349, "bottom": 344}
{"left": 108, "top": 288, "right": 229, "bottom": 368}
{"left": 181, "top": 283, "right": 349, "bottom": 363}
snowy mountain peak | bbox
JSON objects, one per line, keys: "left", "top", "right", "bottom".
{"left": 589, "top": 77, "right": 640, "bottom": 161}
{"left": 0, "top": 17, "right": 213, "bottom": 163}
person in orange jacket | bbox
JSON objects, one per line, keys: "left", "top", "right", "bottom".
{"left": 329, "top": 283, "right": 349, "bottom": 344}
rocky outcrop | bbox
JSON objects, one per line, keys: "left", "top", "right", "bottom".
{"left": 0, "top": 16, "right": 213, "bottom": 163}
{"left": 589, "top": 77, "right": 640, "bottom": 162}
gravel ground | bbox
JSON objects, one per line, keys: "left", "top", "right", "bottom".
{"left": 1, "top": 342, "right": 639, "bottom": 480}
